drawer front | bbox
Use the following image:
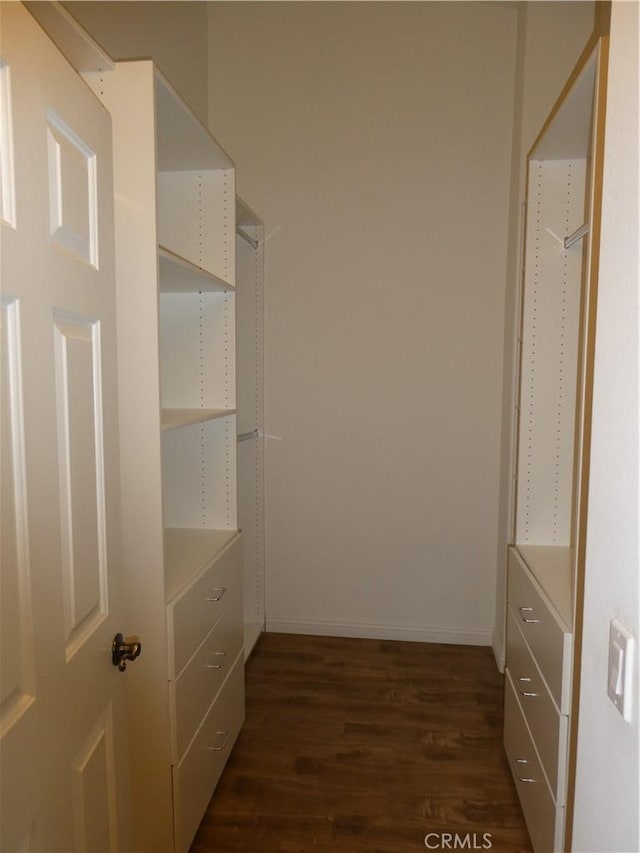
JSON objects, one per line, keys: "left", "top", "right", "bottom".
{"left": 508, "top": 548, "right": 572, "bottom": 712}
{"left": 504, "top": 671, "right": 564, "bottom": 853}
{"left": 171, "top": 592, "right": 243, "bottom": 761}
{"left": 173, "top": 652, "right": 245, "bottom": 853}
{"left": 506, "top": 610, "right": 569, "bottom": 803}
{"left": 168, "top": 534, "right": 242, "bottom": 678}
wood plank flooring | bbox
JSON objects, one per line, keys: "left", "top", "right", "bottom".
{"left": 190, "top": 633, "right": 532, "bottom": 853}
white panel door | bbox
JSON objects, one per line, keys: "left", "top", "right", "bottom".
{"left": 0, "top": 4, "right": 132, "bottom": 850}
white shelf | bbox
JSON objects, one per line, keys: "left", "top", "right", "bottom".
{"left": 162, "top": 408, "right": 237, "bottom": 431}
{"left": 84, "top": 56, "right": 240, "bottom": 852}
{"left": 236, "top": 197, "right": 262, "bottom": 229}
{"left": 515, "top": 545, "right": 573, "bottom": 628}
{"left": 155, "top": 70, "right": 233, "bottom": 172}
{"left": 158, "top": 246, "right": 234, "bottom": 293}
{"left": 531, "top": 50, "right": 598, "bottom": 161}
{"left": 164, "top": 527, "right": 240, "bottom": 602}
{"left": 25, "top": 1, "right": 114, "bottom": 73}
{"left": 157, "top": 171, "right": 235, "bottom": 287}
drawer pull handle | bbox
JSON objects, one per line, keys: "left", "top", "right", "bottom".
{"left": 206, "top": 587, "right": 227, "bottom": 602}
{"left": 519, "top": 606, "right": 540, "bottom": 624}
{"left": 514, "top": 758, "right": 536, "bottom": 783}
{"left": 205, "top": 652, "right": 227, "bottom": 670}
{"left": 207, "top": 730, "right": 229, "bottom": 752}
{"left": 517, "top": 676, "right": 539, "bottom": 698}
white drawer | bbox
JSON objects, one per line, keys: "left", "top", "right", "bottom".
{"left": 504, "top": 670, "right": 564, "bottom": 853}
{"left": 172, "top": 651, "right": 245, "bottom": 853}
{"left": 168, "top": 534, "right": 242, "bottom": 678}
{"left": 170, "top": 592, "right": 243, "bottom": 761}
{"left": 508, "top": 548, "right": 572, "bottom": 712}
{"left": 506, "top": 610, "right": 569, "bottom": 804}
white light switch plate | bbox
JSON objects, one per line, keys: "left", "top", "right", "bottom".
{"left": 607, "top": 619, "right": 635, "bottom": 721}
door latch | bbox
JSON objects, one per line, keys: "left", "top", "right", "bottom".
{"left": 112, "top": 633, "right": 142, "bottom": 671}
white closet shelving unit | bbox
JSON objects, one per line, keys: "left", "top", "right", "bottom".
{"left": 505, "top": 38, "right": 608, "bottom": 853}
{"left": 83, "top": 62, "right": 244, "bottom": 853}
{"left": 236, "top": 199, "right": 266, "bottom": 656}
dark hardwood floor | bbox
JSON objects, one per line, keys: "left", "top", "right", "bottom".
{"left": 190, "top": 633, "right": 532, "bottom": 853}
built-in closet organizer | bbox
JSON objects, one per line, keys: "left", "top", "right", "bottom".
{"left": 505, "top": 38, "right": 608, "bottom": 853}
{"left": 236, "top": 200, "right": 266, "bottom": 657}
{"left": 83, "top": 63, "right": 244, "bottom": 853}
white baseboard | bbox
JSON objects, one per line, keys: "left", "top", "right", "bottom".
{"left": 265, "top": 617, "right": 493, "bottom": 647}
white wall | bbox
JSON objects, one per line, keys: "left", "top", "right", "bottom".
{"left": 61, "top": 1, "right": 209, "bottom": 124}
{"left": 493, "top": 0, "right": 595, "bottom": 666}
{"left": 208, "top": 2, "right": 518, "bottom": 643}
{"left": 572, "top": 2, "right": 640, "bottom": 850}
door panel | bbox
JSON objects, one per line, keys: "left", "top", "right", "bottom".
{"left": 0, "top": 58, "right": 17, "bottom": 227}
{"left": 71, "top": 705, "right": 118, "bottom": 853}
{"left": 0, "top": 4, "right": 131, "bottom": 850}
{"left": 46, "top": 111, "right": 98, "bottom": 267}
{"left": 54, "top": 314, "right": 108, "bottom": 656}
{"left": 0, "top": 297, "right": 36, "bottom": 723}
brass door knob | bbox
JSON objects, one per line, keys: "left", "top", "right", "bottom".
{"left": 112, "top": 633, "right": 142, "bottom": 671}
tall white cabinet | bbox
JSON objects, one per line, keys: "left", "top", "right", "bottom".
{"left": 236, "top": 199, "right": 266, "bottom": 656}
{"left": 504, "top": 39, "right": 608, "bottom": 853}
{"left": 84, "top": 62, "right": 244, "bottom": 852}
